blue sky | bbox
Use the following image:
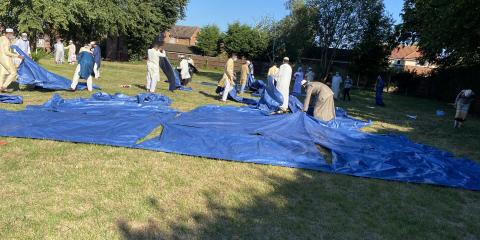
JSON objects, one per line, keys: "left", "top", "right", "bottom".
{"left": 178, "top": 0, "right": 405, "bottom": 30}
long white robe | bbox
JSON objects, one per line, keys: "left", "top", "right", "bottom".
{"left": 331, "top": 74, "right": 343, "bottom": 99}
{"left": 146, "top": 48, "right": 165, "bottom": 92}
{"left": 54, "top": 43, "right": 64, "bottom": 63}
{"left": 275, "top": 63, "right": 292, "bottom": 110}
{"left": 66, "top": 44, "right": 76, "bottom": 63}
{"left": 179, "top": 59, "right": 191, "bottom": 80}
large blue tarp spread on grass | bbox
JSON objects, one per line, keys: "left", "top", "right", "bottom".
{"left": 12, "top": 45, "right": 97, "bottom": 91}
{"left": 0, "top": 93, "right": 479, "bottom": 190}
{"left": 0, "top": 94, "right": 23, "bottom": 104}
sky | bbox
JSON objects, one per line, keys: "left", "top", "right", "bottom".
{"left": 178, "top": 0, "right": 405, "bottom": 30}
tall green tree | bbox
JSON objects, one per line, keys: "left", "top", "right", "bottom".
{"left": 350, "top": 0, "right": 396, "bottom": 85}
{"left": 222, "top": 22, "right": 269, "bottom": 59}
{"left": 401, "top": 0, "right": 480, "bottom": 67}
{"left": 0, "top": 0, "right": 188, "bottom": 59}
{"left": 196, "top": 24, "right": 221, "bottom": 56}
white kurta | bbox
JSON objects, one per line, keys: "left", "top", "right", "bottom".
{"left": 275, "top": 63, "right": 292, "bottom": 110}
{"left": 331, "top": 75, "right": 343, "bottom": 99}
{"left": 66, "top": 44, "right": 76, "bottom": 63}
{"left": 54, "top": 43, "right": 64, "bottom": 63}
{"left": 179, "top": 59, "right": 191, "bottom": 80}
{"left": 146, "top": 48, "right": 164, "bottom": 92}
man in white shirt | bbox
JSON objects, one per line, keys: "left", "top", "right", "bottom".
{"left": 178, "top": 55, "right": 191, "bottom": 87}
{"left": 146, "top": 44, "right": 166, "bottom": 92}
{"left": 275, "top": 57, "right": 293, "bottom": 112}
{"left": 14, "top": 33, "right": 30, "bottom": 66}
{"left": 331, "top": 72, "right": 343, "bottom": 99}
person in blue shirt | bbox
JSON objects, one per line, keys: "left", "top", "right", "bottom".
{"left": 70, "top": 44, "right": 95, "bottom": 91}
{"left": 375, "top": 75, "right": 385, "bottom": 106}
{"left": 90, "top": 41, "right": 101, "bottom": 79}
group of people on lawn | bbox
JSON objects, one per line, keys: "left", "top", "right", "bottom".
{"left": 0, "top": 28, "right": 476, "bottom": 126}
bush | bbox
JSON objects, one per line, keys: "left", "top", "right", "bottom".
{"left": 31, "top": 48, "right": 50, "bottom": 62}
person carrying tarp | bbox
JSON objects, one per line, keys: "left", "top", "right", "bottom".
{"left": 13, "top": 32, "right": 30, "bottom": 66}
{"left": 301, "top": 80, "right": 336, "bottom": 121}
{"left": 239, "top": 60, "right": 249, "bottom": 94}
{"left": 275, "top": 57, "right": 292, "bottom": 112}
{"left": 292, "top": 67, "right": 304, "bottom": 96}
{"left": 0, "top": 28, "right": 22, "bottom": 93}
{"left": 178, "top": 55, "right": 191, "bottom": 87}
{"left": 146, "top": 44, "right": 166, "bottom": 93}
{"left": 70, "top": 45, "right": 95, "bottom": 92}
{"left": 268, "top": 64, "right": 279, "bottom": 79}
{"left": 454, "top": 89, "right": 475, "bottom": 128}
{"left": 218, "top": 53, "right": 237, "bottom": 102}
{"left": 375, "top": 75, "right": 385, "bottom": 106}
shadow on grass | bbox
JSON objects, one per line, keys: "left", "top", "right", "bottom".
{"left": 116, "top": 168, "right": 480, "bottom": 239}
{"left": 199, "top": 91, "right": 220, "bottom": 101}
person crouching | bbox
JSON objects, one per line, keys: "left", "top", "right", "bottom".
{"left": 301, "top": 80, "right": 336, "bottom": 122}
{"left": 70, "top": 45, "right": 95, "bottom": 92}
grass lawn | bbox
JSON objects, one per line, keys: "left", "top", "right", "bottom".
{"left": 1, "top": 58, "right": 479, "bottom": 239}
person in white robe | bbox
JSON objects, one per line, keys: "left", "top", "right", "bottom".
{"left": 53, "top": 39, "right": 64, "bottom": 64}
{"left": 305, "top": 67, "right": 315, "bottom": 82}
{"left": 178, "top": 55, "right": 191, "bottom": 86}
{"left": 13, "top": 33, "right": 30, "bottom": 66}
{"left": 146, "top": 44, "right": 165, "bottom": 92}
{"left": 65, "top": 40, "right": 76, "bottom": 64}
{"left": 275, "top": 57, "right": 293, "bottom": 111}
{"left": 292, "top": 67, "right": 304, "bottom": 95}
{"left": 331, "top": 72, "right": 343, "bottom": 99}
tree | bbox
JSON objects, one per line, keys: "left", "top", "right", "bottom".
{"left": 401, "top": 0, "right": 480, "bottom": 67}
{"left": 0, "top": 0, "right": 188, "bottom": 60}
{"left": 196, "top": 24, "right": 221, "bottom": 56}
{"left": 350, "top": 0, "right": 396, "bottom": 86}
{"left": 222, "top": 22, "right": 269, "bottom": 59}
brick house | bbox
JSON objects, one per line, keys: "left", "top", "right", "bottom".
{"left": 389, "top": 45, "right": 436, "bottom": 75}
{"left": 161, "top": 25, "right": 200, "bottom": 46}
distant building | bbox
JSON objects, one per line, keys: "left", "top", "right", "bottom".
{"left": 160, "top": 25, "right": 200, "bottom": 46}
{"left": 389, "top": 45, "right": 436, "bottom": 75}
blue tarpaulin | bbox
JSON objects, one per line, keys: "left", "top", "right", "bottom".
{"left": 0, "top": 94, "right": 23, "bottom": 104}
{"left": 159, "top": 57, "right": 192, "bottom": 92}
{"left": 12, "top": 45, "right": 97, "bottom": 91}
{"left": 0, "top": 92, "right": 479, "bottom": 190}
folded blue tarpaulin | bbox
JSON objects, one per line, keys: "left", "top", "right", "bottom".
{"left": 0, "top": 93, "right": 479, "bottom": 190}
{"left": 159, "top": 57, "right": 192, "bottom": 92}
{"left": 0, "top": 94, "right": 23, "bottom": 104}
{"left": 12, "top": 45, "right": 98, "bottom": 91}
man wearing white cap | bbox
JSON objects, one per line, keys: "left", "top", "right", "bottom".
{"left": 178, "top": 54, "right": 191, "bottom": 86}
{"left": 66, "top": 40, "right": 76, "bottom": 64}
{"left": 301, "top": 80, "right": 336, "bottom": 121}
{"left": 14, "top": 32, "right": 31, "bottom": 57}
{"left": 275, "top": 57, "right": 293, "bottom": 112}
{"left": 0, "top": 28, "right": 21, "bottom": 92}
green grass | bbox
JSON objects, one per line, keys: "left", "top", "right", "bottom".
{"left": 0, "top": 58, "right": 479, "bottom": 239}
